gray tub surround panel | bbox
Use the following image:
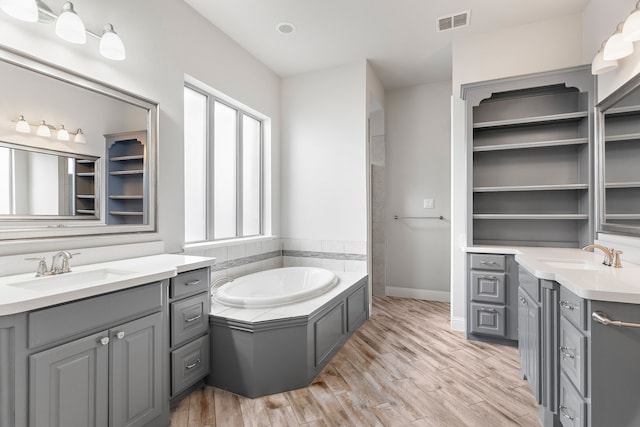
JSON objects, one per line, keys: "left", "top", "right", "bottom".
{"left": 514, "top": 247, "right": 640, "bottom": 427}
{"left": 467, "top": 252, "right": 519, "bottom": 345}
{"left": 207, "top": 272, "right": 368, "bottom": 398}
{"left": 0, "top": 254, "right": 215, "bottom": 427}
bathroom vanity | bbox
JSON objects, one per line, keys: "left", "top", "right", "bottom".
{"left": 0, "top": 254, "right": 214, "bottom": 427}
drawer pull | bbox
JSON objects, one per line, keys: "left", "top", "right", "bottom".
{"left": 186, "top": 359, "right": 201, "bottom": 370}
{"left": 185, "top": 279, "right": 201, "bottom": 286}
{"left": 480, "top": 261, "right": 497, "bottom": 265}
{"left": 480, "top": 275, "right": 497, "bottom": 280}
{"left": 479, "top": 308, "right": 497, "bottom": 313}
{"left": 559, "top": 405, "right": 575, "bottom": 421}
{"left": 592, "top": 311, "right": 640, "bottom": 329}
{"left": 99, "top": 337, "right": 110, "bottom": 346}
{"left": 560, "top": 346, "right": 575, "bottom": 360}
{"left": 185, "top": 314, "right": 203, "bottom": 323}
{"left": 559, "top": 300, "right": 577, "bottom": 311}
{"left": 115, "top": 331, "right": 125, "bottom": 340}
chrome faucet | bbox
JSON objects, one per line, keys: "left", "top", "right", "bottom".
{"left": 50, "top": 251, "right": 76, "bottom": 275}
{"left": 582, "top": 244, "right": 623, "bottom": 268}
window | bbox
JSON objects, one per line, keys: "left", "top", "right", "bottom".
{"left": 184, "top": 85, "right": 263, "bottom": 243}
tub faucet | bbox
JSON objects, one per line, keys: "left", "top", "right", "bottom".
{"left": 581, "top": 244, "right": 623, "bottom": 268}
{"left": 50, "top": 251, "right": 77, "bottom": 275}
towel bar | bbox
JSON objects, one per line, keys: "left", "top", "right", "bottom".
{"left": 592, "top": 311, "right": 640, "bottom": 328}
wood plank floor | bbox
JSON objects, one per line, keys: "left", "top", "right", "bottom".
{"left": 171, "top": 296, "right": 538, "bottom": 427}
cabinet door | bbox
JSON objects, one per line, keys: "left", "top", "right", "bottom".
{"left": 517, "top": 287, "right": 529, "bottom": 379}
{"left": 110, "top": 312, "right": 163, "bottom": 427}
{"left": 518, "top": 288, "right": 541, "bottom": 403}
{"left": 29, "top": 331, "right": 109, "bottom": 427}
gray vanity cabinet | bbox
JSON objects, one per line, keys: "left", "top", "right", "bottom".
{"left": 29, "top": 312, "right": 162, "bottom": 427}
{"left": 0, "top": 317, "right": 16, "bottom": 427}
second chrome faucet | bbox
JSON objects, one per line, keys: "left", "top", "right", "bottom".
{"left": 582, "top": 244, "right": 623, "bottom": 268}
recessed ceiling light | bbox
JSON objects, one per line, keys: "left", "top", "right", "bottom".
{"left": 276, "top": 22, "right": 296, "bottom": 35}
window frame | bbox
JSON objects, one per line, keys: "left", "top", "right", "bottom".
{"left": 184, "top": 83, "right": 264, "bottom": 243}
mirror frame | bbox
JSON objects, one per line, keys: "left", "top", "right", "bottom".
{"left": 0, "top": 46, "right": 158, "bottom": 240}
{"left": 596, "top": 71, "right": 640, "bottom": 238}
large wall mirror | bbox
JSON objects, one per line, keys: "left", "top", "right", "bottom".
{"left": 0, "top": 47, "right": 157, "bottom": 240}
{"left": 597, "top": 73, "right": 640, "bottom": 237}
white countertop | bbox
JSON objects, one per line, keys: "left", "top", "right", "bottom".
{"left": 467, "top": 246, "right": 640, "bottom": 303}
{"left": 0, "top": 254, "right": 215, "bottom": 316}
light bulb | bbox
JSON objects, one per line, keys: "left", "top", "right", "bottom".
{"left": 592, "top": 50, "right": 618, "bottom": 75}
{"left": 37, "top": 120, "right": 51, "bottom": 137}
{"left": 74, "top": 128, "right": 86, "bottom": 143}
{"left": 0, "top": 0, "right": 38, "bottom": 23}
{"left": 55, "top": 2, "right": 86, "bottom": 44}
{"left": 57, "top": 125, "right": 70, "bottom": 141}
{"left": 15, "top": 115, "right": 31, "bottom": 133}
{"left": 100, "top": 24, "right": 126, "bottom": 61}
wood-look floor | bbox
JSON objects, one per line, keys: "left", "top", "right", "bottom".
{"left": 170, "top": 296, "right": 538, "bottom": 427}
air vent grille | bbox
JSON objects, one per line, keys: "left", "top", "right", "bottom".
{"left": 437, "top": 10, "right": 471, "bottom": 32}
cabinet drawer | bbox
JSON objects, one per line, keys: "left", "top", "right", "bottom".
{"left": 559, "top": 287, "right": 587, "bottom": 331}
{"left": 559, "top": 317, "right": 587, "bottom": 396}
{"left": 171, "top": 268, "right": 209, "bottom": 299}
{"left": 28, "top": 282, "right": 162, "bottom": 349}
{"left": 470, "top": 303, "right": 506, "bottom": 337}
{"left": 470, "top": 272, "right": 506, "bottom": 304}
{"left": 518, "top": 267, "right": 540, "bottom": 302}
{"left": 559, "top": 373, "right": 586, "bottom": 427}
{"left": 171, "top": 335, "right": 209, "bottom": 396}
{"left": 171, "top": 292, "right": 209, "bottom": 347}
{"left": 470, "top": 254, "right": 506, "bottom": 271}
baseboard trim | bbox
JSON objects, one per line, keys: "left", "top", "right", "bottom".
{"left": 385, "top": 287, "right": 450, "bottom": 302}
{"left": 450, "top": 316, "right": 466, "bottom": 332}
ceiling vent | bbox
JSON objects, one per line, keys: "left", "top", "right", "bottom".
{"left": 437, "top": 10, "right": 471, "bottom": 32}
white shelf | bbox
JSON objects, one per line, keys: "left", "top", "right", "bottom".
{"left": 473, "top": 111, "right": 588, "bottom": 129}
{"left": 473, "top": 214, "right": 588, "bottom": 220}
{"left": 76, "top": 209, "right": 95, "bottom": 214}
{"left": 605, "top": 182, "right": 640, "bottom": 189}
{"left": 109, "top": 211, "right": 144, "bottom": 216}
{"left": 109, "top": 195, "right": 144, "bottom": 200}
{"left": 110, "top": 155, "right": 144, "bottom": 161}
{"left": 109, "top": 170, "right": 144, "bottom": 176}
{"left": 473, "top": 137, "right": 588, "bottom": 152}
{"left": 605, "top": 105, "right": 640, "bottom": 116}
{"left": 605, "top": 214, "right": 640, "bottom": 220}
{"left": 605, "top": 133, "right": 640, "bottom": 143}
{"left": 473, "top": 184, "right": 588, "bottom": 193}
{"left": 76, "top": 173, "right": 95, "bottom": 177}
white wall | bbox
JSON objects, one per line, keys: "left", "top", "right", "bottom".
{"left": 450, "top": 14, "right": 585, "bottom": 330}
{"left": 280, "top": 61, "right": 368, "bottom": 243}
{"left": 385, "top": 81, "right": 451, "bottom": 301}
{"left": 0, "top": 0, "right": 280, "bottom": 262}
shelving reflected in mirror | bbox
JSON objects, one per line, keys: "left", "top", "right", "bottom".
{"left": 598, "top": 73, "right": 640, "bottom": 236}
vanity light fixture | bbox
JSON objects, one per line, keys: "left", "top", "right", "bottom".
{"left": 0, "top": 0, "right": 126, "bottom": 61}
{"left": 54, "top": 2, "right": 85, "bottom": 44}
{"left": 11, "top": 116, "right": 85, "bottom": 142}
{"left": 592, "top": 42, "right": 619, "bottom": 75}
{"left": 56, "top": 125, "right": 69, "bottom": 141}
{"left": 623, "top": 1, "right": 640, "bottom": 42}
{"left": 0, "top": 0, "right": 38, "bottom": 22}
{"left": 37, "top": 120, "right": 51, "bottom": 137}
{"left": 604, "top": 22, "right": 634, "bottom": 61}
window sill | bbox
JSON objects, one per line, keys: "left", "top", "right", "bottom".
{"left": 183, "top": 235, "right": 279, "bottom": 252}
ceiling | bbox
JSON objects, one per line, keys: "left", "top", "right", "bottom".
{"left": 184, "top": 0, "right": 590, "bottom": 89}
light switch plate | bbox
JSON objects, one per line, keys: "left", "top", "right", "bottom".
{"left": 423, "top": 199, "right": 435, "bottom": 209}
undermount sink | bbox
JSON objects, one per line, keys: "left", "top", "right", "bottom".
{"left": 7, "top": 268, "right": 136, "bottom": 291}
{"left": 540, "top": 259, "right": 605, "bottom": 271}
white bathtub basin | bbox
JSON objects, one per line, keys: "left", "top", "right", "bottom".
{"left": 6, "top": 268, "right": 137, "bottom": 292}
{"left": 213, "top": 267, "right": 339, "bottom": 308}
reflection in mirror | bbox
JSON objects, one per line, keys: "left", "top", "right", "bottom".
{"left": 0, "top": 143, "right": 98, "bottom": 218}
{"left": 598, "top": 73, "right": 640, "bottom": 236}
{"left": 0, "top": 46, "right": 157, "bottom": 240}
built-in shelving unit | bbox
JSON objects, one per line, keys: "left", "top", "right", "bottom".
{"left": 602, "top": 106, "right": 640, "bottom": 227}
{"left": 74, "top": 159, "right": 97, "bottom": 217}
{"left": 105, "top": 131, "right": 147, "bottom": 225}
{"left": 462, "top": 67, "right": 595, "bottom": 248}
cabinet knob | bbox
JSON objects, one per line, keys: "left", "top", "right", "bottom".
{"left": 560, "top": 346, "right": 575, "bottom": 360}
{"left": 559, "top": 300, "right": 576, "bottom": 311}
{"left": 559, "top": 405, "right": 575, "bottom": 421}
{"left": 186, "top": 359, "right": 201, "bottom": 370}
{"left": 99, "top": 337, "right": 110, "bottom": 346}
{"left": 519, "top": 296, "right": 527, "bottom": 305}
{"left": 115, "top": 331, "right": 125, "bottom": 340}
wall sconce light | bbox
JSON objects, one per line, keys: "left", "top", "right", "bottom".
{"left": 0, "top": 0, "right": 126, "bottom": 61}
{"left": 12, "top": 115, "right": 86, "bottom": 143}
{"left": 592, "top": 42, "right": 619, "bottom": 75}
{"left": 604, "top": 22, "right": 634, "bottom": 61}
{"left": 593, "top": 3, "right": 640, "bottom": 75}
{"left": 624, "top": 1, "right": 640, "bottom": 42}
